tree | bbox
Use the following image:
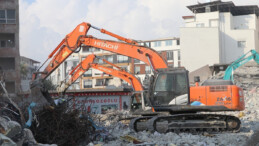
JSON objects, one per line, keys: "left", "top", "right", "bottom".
{"left": 20, "top": 63, "right": 28, "bottom": 79}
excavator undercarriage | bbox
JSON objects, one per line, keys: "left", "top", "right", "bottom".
{"left": 129, "top": 68, "right": 243, "bottom": 134}
{"left": 130, "top": 113, "right": 240, "bottom": 133}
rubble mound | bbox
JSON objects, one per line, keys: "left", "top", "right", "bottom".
{"left": 30, "top": 105, "right": 95, "bottom": 146}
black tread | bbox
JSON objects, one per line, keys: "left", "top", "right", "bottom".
{"left": 131, "top": 114, "right": 241, "bottom": 134}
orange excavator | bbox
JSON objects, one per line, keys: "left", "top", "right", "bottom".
{"left": 31, "top": 22, "right": 244, "bottom": 133}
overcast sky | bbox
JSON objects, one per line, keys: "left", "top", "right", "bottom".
{"left": 19, "top": 0, "right": 259, "bottom": 63}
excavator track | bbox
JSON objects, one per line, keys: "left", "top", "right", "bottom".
{"left": 130, "top": 114, "right": 240, "bottom": 133}
{"left": 129, "top": 116, "right": 153, "bottom": 132}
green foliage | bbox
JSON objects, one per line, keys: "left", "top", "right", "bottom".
{"left": 20, "top": 63, "right": 28, "bottom": 79}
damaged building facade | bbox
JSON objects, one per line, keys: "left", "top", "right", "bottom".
{"left": 0, "top": 0, "right": 20, "bottom": 95}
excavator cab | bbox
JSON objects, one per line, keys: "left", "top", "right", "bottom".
{"left": 149, "top": 68, "right": 190, "bottom": 106}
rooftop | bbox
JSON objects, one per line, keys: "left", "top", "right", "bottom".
{"left": 141, "top": 37, "right": 180, "bottom": 42}
{"left": 21, "top": 56, "right": 40, "bottom": 64}
{"left": 187, "top": 1, "right": 259, "bottom": 16}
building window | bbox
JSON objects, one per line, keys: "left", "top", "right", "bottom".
{"left": 0, "top": 57, "right": 15, "bottom": 70}
{"left": 72, "top": 61, "right": 78, "bottom": 68}
{"left": 0, "top": 10, "right": 15, "bottom": 24}
{"left": 82, "top": 47, "right": 94, "bottom": 52}
{"left": 196, "top": 23, "right": 205, "bottom": 27}
{"left": 177, "top": 40, "right": 180, "bottom": 45}
{"left": 104, "top": 78, "right": 111, "bottom": 86}
{"left": 0, "top": 33, "right": 15, "bottom": 48}
{"left": 105, "top": 55, "right": 113, "bottom": 63}
{"left": 83, "top": 69, "right": 92, "bottom": 77}
{"left": 154, "top": 41, "right": 161, "bottom": 47}
{"left": 169, "top": 63, "right": 174, "bottom": 68}
{"left": 165, "top": 40, "right": 172, "bottom": 46}
{"left": 117, "top": 55, "right": 128, "bottom": 63}
{"left": 145, "top": 66, "right": 151, "bottom": 74}
{"left": 134, "top": 66, "right": 140, "bottom": 74}
{"left": 96, "top": 79, "right": 104, "bottom": 86}
{"left": 134, "top": 59, "right": 140, "bottom": 63}
{"left": 178, "top": 61, "right": 181, "bottom": 67}
{"left": 167, "top": 51, "right": 174, "bottom": 60}
{"left": 95, "top": 48, "right": 100, "bottom": 52}
{"left": 84, "top": 79, "right": 92, "bottom": 88}
{"left": 94, "top": 57, "right": 103, "bottom": 64}
{"left": 238, "top": 41, "right": 246, "bottom": 48}
{"left": 144, "top": 42, "right": 150, "bottom": 47}
{"left": 178, "top": 51, "right": 181, "bottom": 60}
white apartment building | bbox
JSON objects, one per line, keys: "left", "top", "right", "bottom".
{"left": 135, "top": 38, "right": 180, "bottom": 82}
{"left": 180, "top": 1, "right": 259, "bottom": 72}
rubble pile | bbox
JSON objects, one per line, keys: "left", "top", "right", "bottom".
{"left": 30, "top": 104, "right": 95, "bottom": 146}
{"left": 210, "top": 62, "right": 259, "bottom": 90}
{"left": 88, "top": 63, "right": 259, "bottom": 146}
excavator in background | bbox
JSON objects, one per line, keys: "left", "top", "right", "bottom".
{"left": 223, "top": 49, "right": 259, "bottom": 81}
{"left": 58, "top": 54, "right": 143, "bottom": 95}
{"left": 31, "top": 22, "right": 244, "bottom": 134}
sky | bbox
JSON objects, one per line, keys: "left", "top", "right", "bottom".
{"left": 19, "top": 0, "right": 259, "bottom": 63}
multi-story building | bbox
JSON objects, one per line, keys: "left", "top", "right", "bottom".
{"left": 180, "top": 1, "right": 259, "bottom": 72}
{"left": 135, "top": 38, "right": 180, "bottom": 82}
{"left": 0, "top": 0, "right": 20, "bottom": 94}
{"left": 20, "top": 56, "right": 40, "bottom": 92}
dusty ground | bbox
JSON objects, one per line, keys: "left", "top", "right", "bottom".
{"left": 88, "top": 63, "right": 259, "bottom": 146}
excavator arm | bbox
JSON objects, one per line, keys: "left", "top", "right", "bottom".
{"left": 61, "top": 54, "right": 143, "bottom": 93}
{"left": 223, "top": 49, "right": 259, "bottom": 81}
{"left": 32, "top": 22, "right": 91, "bottom": 81}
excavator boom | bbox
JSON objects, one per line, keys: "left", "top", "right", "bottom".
{"left": 61, "top": 54, "right": 143, "bottom": 93}
{"left": 80, "top": 37, "right": 168, "bottom": 71}
{"left": 34, "top": 22, "right": 91, "bottom": 80}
